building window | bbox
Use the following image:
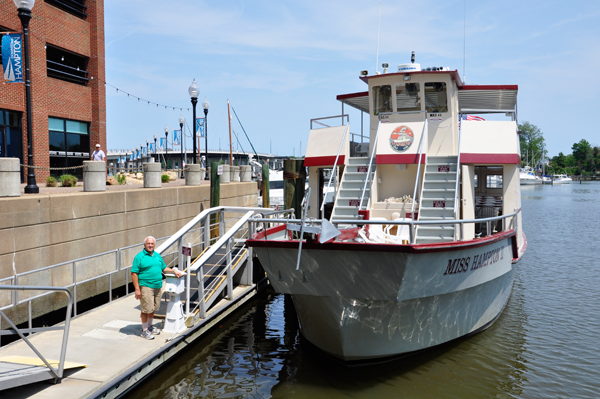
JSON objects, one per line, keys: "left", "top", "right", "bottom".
{"left": 46, "top": 45, "right": 89, "bottom": 86}
{"left": 0, "top": 109, "right": 24, "bottom": 181}
{"left": 45, "top": 0, "right": 87, "bottom": 19}
{"left": 395, "top": 83, "right": 421, "bottom": 112}
{"left": 372, "top": 85, "right": 392, "bottom": 115}
{"left": 48, "top": 117, "right": 90, "bottom": 179}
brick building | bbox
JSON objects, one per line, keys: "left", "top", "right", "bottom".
{"left": 0, "top": 0, "right": 105, "bottom": 181}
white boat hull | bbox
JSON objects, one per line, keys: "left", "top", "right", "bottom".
{"left": 250, "top": 232, "right": 519, "bottom": 362}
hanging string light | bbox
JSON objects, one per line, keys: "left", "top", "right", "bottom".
{"left": 104, "top": 81, "right": 191, "bottom": 112}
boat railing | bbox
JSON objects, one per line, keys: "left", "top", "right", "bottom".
{"left": 359, "top": 121, "right": 381, "bottom": 210}
{"left": 411, "top": 117, "right": 428, "bottom": 215}
{"left": 320, "top": 124, "right": 349, "bottom": 215}
{"left": 251, "top": 208, "right": 521, "bottom": 245}
{"left": 0, "top": 285, "right": 73, "bottom": 382}
{"left": 310, "top": 114, "right": 349, "bottom": 129}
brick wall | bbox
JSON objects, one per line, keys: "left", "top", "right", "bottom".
{"left": 0, "top": 1, "right": 106, "bottom": 181}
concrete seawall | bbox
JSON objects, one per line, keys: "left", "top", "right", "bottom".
{"left": 0, "top": 182, "right": 257, "bottom": 325}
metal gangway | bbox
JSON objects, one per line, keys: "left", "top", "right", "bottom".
{"left": 0, "top": 206, "right": 291, "bottom": 394}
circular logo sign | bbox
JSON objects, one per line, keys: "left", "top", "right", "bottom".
{"left": 389, "top": 125, "right": 414, "bottom": 152}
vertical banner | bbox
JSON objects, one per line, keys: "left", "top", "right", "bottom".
{"left": 160, "top": 138, "right": 166, "bottom": 150}
{"left": 196, "top": 118, "right": 205, "bottom": 138}
{"left": 173, "top": 130, "right": 181, "bottom": 145}
{"left": 142, "top": 147, "right": 147, "bottom": 157}
{"left": 148, "top": 143, "right": 155, "bottom": 153}
{"left": 137, "top": 150, "right": 140, "bottom": 159}
{"left": 2, "top": 33, "right": 24, "bottom": 83}
{"left": 129, "top": 153, "right": 133, "bottom": 161}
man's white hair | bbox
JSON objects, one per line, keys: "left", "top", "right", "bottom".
{"left": 144, "top": 236, "right": 156, "bottom": 244}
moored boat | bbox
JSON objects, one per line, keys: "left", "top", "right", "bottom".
{"left": 551, "top": 174, "right": 572, "bottom": 184}
{"left": 247, "top": 54, "right": 526, "bottom": 363}
{"left": 519, "top": 166, "right": 542, "bottom": 185}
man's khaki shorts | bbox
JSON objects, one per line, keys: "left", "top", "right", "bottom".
{"left": 140, "top": 285, "right": 163, "bottom": 314}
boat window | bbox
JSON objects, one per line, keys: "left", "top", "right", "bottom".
{"left": 372, "top": 85, "right": 392, "bottom": 115}
{"left": 486, "top": 175, "right": 503, "bottom": 188}
{"left": 270, "top": 180, "right": 283, "bottom": 190}
{"left": 474, "top": 174, "right": 478, "bottom": 188}
{"left": 424, "top": 82, "right": 448, "bottom": 112}
{"left": 395, "top": 83, "right": 421, "bottom": 112}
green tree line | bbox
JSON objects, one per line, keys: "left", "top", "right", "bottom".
{"left": 519, "top": 122, "right": 599, "bottom": 176}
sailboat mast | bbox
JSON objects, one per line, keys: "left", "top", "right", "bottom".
{"left": 228, "top": 100, "right": 233, "bottom": 166}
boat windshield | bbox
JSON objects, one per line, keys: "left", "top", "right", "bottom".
{"left": 372, "top": 85, "right": 392, "bottom": 115}
{"left": 395, "top": 83, "right": 421, "bottom": 112}
{"left": 270, "top": 180, "right": 283, "bottom": 190}
{"left": 424, "top": 82, "right": 448, "bottom": 113}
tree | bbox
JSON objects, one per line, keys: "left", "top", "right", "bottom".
{"left": 572, "top": 139, "right": 593, "bottom": 172}
{"left": 519, "top": 122, "right": 545, "bottom": 167}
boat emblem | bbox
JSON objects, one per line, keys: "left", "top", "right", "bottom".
{"left": 389, "top": 125, "right": 414, "bottom": 152}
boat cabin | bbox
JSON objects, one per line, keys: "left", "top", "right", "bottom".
{"left": 304, "top": 56, "right": 523, "bottom": 246}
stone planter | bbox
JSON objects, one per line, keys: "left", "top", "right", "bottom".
{"left": 240, "top": 165, "right": 252, "bottom": 182}
{"left": 185, "top": 164, "right": 206, "bottom": 185}
{"left": 0, "top": 158, "right": 21, "bottom": 197}
{"left": 83, "top": 161, "right": 106, "bottom": 192}
{"left": 220, "top": 164, "right": 231, "bottom": 183}
{"left": 143, "top": 162, "right": 161, "bottom": 188}
{"left": 230, "top": 166, "right": 240, "bottom": 182}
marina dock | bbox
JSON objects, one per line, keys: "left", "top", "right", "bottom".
{"left": 1, "top": 284, "right": 261, "bottom": 399}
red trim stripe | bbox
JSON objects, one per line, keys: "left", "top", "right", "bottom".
{"left": 376, "top": 154, "right": 427, "bottom": 164}
{"left": 460, "top": 153, "right": 520, "bottom": 164}
{"left": 304, "top": 155, "right": 346, "bottom": 167}
{"left": 336, "top": 91, "right": 368, "bottom": 100}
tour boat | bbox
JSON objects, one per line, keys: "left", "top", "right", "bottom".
{"left": 247, "top": 54, "right": 527, "bottom": 363}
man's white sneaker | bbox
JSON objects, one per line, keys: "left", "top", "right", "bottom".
{"left": 141, "top": 329, "right": 155, "bottom": 340}
{"left": 149, "top": 326, "right": 161, "bottom": 336}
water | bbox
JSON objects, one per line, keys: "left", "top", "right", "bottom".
{"left": 125, "top": 182, "right": 600, "bottom": 399}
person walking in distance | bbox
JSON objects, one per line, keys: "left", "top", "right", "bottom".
{"left": 91, "top": 143, "right": 106, "bottom": 161}
{"left": 132, "top": 236, "right": 183, "bottom": 339}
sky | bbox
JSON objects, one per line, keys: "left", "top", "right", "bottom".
{"left": 104, "top": 0, "right": 600, "bottom": 158}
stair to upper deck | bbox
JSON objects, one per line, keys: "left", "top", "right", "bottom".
{"left": 330, "top": 157, "right": 375, "bottom": 224}
{"left": 416, "top": 155, "right": 458, "bottom": 244}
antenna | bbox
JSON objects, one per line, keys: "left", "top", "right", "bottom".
{"left": 463, "top": 0, "right": 466, "bottom": 83}
{"left": 375, "top": 2, "right": 381, "bottom": 74}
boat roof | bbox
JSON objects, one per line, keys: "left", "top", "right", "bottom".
{"left": 337, "top": 70, "right": 518, "bottom": 114}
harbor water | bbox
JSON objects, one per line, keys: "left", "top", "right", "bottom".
{"left": 124, "top": 182, "right": 600, "bottom": 399}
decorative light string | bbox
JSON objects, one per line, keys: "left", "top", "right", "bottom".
{"left": 104, "top": 81, "right": 191, "bottom": 112}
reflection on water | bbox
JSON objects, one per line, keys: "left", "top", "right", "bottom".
{"left": 125, "top": 183, "right": 600, "bottom": 399}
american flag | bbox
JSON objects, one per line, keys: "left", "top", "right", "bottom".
{"left": 462, "top": 114, "right": 485, "bottom": 121}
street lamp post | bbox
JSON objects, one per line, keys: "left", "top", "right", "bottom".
{"left": 179, "top": 115, "right": 184, "bottom": 178}
{"left": 202, "top": 97, "right": 209, "bottom": 179}
{"left": 15, "top": 0, "right": 38, "bottom": 193}
{"left": 164, "top": 125, "right": 169, "bottom": 169}
{"left": 153, "top": 134, "right": 157, "bottom": 162}
{"left": 188, "top": 79, "right": 199, "bottom": 165}
{"left": 146, "top": 139, "right": 149, "bottom": 161}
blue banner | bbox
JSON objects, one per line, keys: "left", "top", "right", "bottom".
{"left": 173, "top": 130, "right": 181, "bottom": 146}
{"left": 142, "top": 147, "right": 147, "bottom": 156}
{"left": 196, "top": 118, "right": 205, "bottom": 138}
{"left": 2, "top": 33, "right": 23, "bottom": 83}
{"left": 129, "top": 153, "right": 133, "bottom": 161}
{"left": 148, "top": 143, "right": 155, "bottom": 153}
{"left": 160, "top": 138, "right": 166, "bottom": 150}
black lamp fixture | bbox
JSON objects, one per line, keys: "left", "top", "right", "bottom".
{"left": 146, "top": 139, "right": 149, "bottom": 159}
{"left": 188, "top": 79, "right": 199, "bottom": 165}
{"left": 179, "top": 114, "right": 184, "bottom": 178}
{"left": 202, "top": 97, "right": 209, "bottom": 179}
{"left": 15, "top": 0, "right": 38, "bottom": 193}
{"left": 153, "top": 134, "right": 157, "bottom": 163}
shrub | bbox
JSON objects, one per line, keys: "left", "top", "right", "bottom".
{"left": 46, "top": 176, "right": 57, "bottom": 187}
{"left": 59, "top": 174, "right": 78, "bottom": 187}
{"left": 161, "top": 174, "right": 170, "bottom": 183}
{"left": 116, "top": 173, "right": 127, "bottom": 185}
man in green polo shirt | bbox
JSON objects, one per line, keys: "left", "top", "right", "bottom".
{"left": 132, "top": 236, "right": 183, "bottom": 340}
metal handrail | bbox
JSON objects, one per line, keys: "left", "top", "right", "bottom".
{"left": 411, "top": 117, "right": 428, "bottom": 214}
{"left": 359, "top": 121, "right": 381, "bottom": 210}
{"left": 454, "top": 115, "right": 463, "bottom": 238}
{"left": 310, "top": 114, "right": 349, "bottom": 129}
{"left": 251, "top": 208, "right": 521, "bottom": 244}
{"left": 321, "top": 124, "right": 349, "bottom": 214}
{"left": 0, "top": 286, "right": 73, "bottom": 381}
